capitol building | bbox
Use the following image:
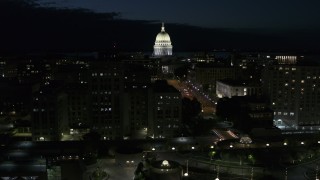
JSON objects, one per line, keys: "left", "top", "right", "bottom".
{"left": 153, "top": 23, "right": 173, "bottom": 57}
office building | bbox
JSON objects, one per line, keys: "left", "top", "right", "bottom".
{"left": 262, "top": 63, "right": 320, "bottom": 129}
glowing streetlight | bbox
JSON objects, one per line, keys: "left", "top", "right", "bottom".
{"left": 152, "top": 147, "right": 155, "bottom": 151}
{"left": 215, "top": 165, "right": 220, "bottom": 180}
{"left": 285, "top": 167, "right": 288, "bottom": 180}
{"left": 171, "top": 147, "right": 175, "bottom": 150}
{"left": 184, "top": 160, "right": 189, "bottom": 177}
{"left": 251, "top": 168, "right": 254, "bottom": 180}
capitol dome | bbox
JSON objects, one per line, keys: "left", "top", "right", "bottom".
{"left": 153, "top": 23, "right": 173, "bottom": 57}
{"left": 155, "top": 30, "right": 171, "bottom": 42}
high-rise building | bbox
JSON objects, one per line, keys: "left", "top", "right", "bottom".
{"left": 149, "top": 81, "right": 181, "bottom": 138}
{"left": 31, "top": 82, "right": 68, "bottom": 141}
{"left": 65, "top": 83, "right": 90, "bottom": 136}
{"left": 153, "top": 23, "right": 173, "bottom": 57}
{"left": 262, "top": 64, "right": 320, "bottom": 129}
{"left": 89, "top": 62, "right": 124, "bottom": 140}
{"left": 123, "top": 64, "right": 152, "bottom": 139}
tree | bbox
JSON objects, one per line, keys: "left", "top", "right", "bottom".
{"left": 248, "top": 154, "right": 256, "bottom": 165}
{"left": 209, "top": 151, "right": 217, "bottom": 161}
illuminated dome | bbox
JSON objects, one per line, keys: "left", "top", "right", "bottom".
{"left": 153, "top": 22, "right": 173, "bottom": 57}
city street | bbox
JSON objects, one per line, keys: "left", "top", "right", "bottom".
{"left": 167, "top": 79, "right": 216, "bottom": 116}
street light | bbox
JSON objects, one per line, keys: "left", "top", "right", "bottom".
{"left": 285, "top": 167, "right": 288, "bottom": 180}
{"left": 251, "top": 168, "right": 254, "bottom": 180}
{"left": 183, "top": 160, "right": 189, "bottom": 177}
{"left": 215, "top": 165, "right": 220, "bottom": 180}
{"left": 171, "top": 147, "right": 175, "bottom": 151}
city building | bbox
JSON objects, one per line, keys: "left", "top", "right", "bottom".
{"left": 0, "top": 158, "right": 47, "bottom": 179}
{"left": 52, "top": 60, "right": 89, "bottom": 84}
{"left": 153, "top": 23, "right": 173, "bottom": 57}
{"left": 123, "top": 64, "right": 152, "bottom": 139}
{"left": 31, "top": 82, "right": 68, "bottom": 141}
{"left": 191, "top": 63, "right": 237, "bottom": 97}
{"left": 149, "top": 81, "right": 181, "bottom": 138}
{"left": 216, "top": 96, "right": 274, "bottom": 133}
{"left": 216, "top": 79, "right": 262, "bottom": 98}
{"left": 65, "top": 83, "right": 90, "bottom": 137}
{"left": 262, "top": 63, "right": 320, "bottom": 130}
{"left": 89, "top": 61, "right": 124, "bottom": 140}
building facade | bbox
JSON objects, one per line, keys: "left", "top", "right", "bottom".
{"left": 262, "top": 64, "right": 320, "bottom": 129}
{"left": 216, "top": 80, "right": 261, "bottom": 98}
{"left": 192, "top": 63, "right": 237, "bottom": 97}
{"left": 31, "top": 83, "right": 68, "bottom": 141}
{"left": 149, "top": 81, "right": 181, "bottom": 138}
{"left": 89, "top": 62, "right": 124, "bottom": 140}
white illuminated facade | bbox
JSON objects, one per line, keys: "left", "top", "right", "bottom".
{"left": 275, "top": 56, "right": 297, "bottom": 64}
{"left": 216, "top": 80, "right": 261, "bottom": 98}
{"left": 153, "top": 23, "right": 173, "bottom": 57}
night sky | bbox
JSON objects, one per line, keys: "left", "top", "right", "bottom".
{"left": 39, "top": 0, "right": 320, "bottom": 29}
{"left": 0, "top": 0, "right": 319, "bottom": 53}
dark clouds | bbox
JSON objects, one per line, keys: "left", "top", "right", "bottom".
{"left": 39, "top": 0, "right": 320, "bottom": 29}
{"left": 0, "top": 0, "right": 319, "bottom": 53}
